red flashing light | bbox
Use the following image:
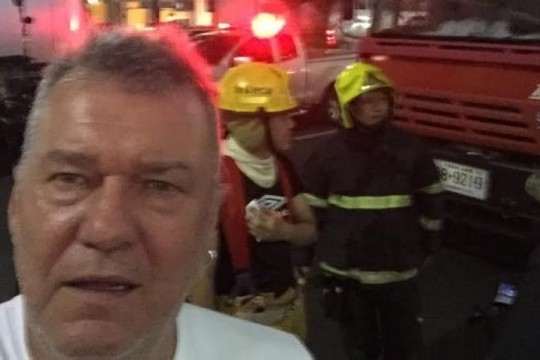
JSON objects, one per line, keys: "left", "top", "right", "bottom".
{"left": 251, "top": 13, "right": 285, "bottom": 39}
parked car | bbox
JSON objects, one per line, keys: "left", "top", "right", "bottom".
{"left": 192, "top": 15, "right": 358, "bottom": 123}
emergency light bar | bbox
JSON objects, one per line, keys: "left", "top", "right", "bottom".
{"left": 251, "top": 13, "right": 285, "bottom": 38}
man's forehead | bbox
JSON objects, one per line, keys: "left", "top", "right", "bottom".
{"left": 47, "top": 78, "right": 204, "bottom": 108}
{"left": 41, "top": 79, "right": 209, "bottom": 135}
{"left": 32, "top": 80, "right": 216, "bottom": 166}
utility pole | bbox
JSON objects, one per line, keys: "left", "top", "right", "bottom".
{"left": 13, "top": 0, "right": 32, "bottom": 57}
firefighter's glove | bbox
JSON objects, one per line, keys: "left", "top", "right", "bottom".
{"left": 231, "top": 270, "right": 256, "bottom": 297}
{"left": 321, "top": 273, "right": 349, "bottom": 322}
{"left": 246, "top": 208, "right": 289, "bottom": 242}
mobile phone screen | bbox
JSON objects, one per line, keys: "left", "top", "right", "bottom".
{"left": 256, "top": 195, "right": 286, "bottom": 210}
{"left": 493, "top": 282, "right": 518, "bottom": 306}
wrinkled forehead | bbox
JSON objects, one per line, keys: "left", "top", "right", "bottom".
{"left": 27, "top": 79, "right": 219, "bottom": 172}
{"left": 49, "top": 78, "right": 213, "bottom": 132}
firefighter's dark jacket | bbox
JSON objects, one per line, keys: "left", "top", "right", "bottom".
{"left": 304, "top": 124, "right": 443, "bottom": 272}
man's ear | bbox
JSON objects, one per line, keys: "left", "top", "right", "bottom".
{"left": 192, "top": 230, "right": 218, "bottom": 285}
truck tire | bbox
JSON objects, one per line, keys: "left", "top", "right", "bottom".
{"left": 322, "top": 87, "right": 341, "bottom": 125}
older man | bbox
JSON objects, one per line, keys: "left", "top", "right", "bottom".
{"left": 0, "top": 29, "right": 312, "bottom": 360}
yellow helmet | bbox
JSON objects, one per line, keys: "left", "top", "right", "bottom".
{"left": 218, "top": 62, "right": 298, "bottom": 115}
{"left": 335, "top": 62, "right": 393, "bottom": 128}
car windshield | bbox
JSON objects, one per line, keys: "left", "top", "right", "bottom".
{"left": 193, "top": 33, "right": 241, "bottom": 65}
{"left": 370, "top": 0, "right": 540, "bottom": 42}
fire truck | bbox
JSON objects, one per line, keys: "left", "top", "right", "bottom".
{"left": 358, "top": 0, "right": 540, "bottom": 266}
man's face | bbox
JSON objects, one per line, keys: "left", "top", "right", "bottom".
{"left": 268, "top": 114, "right": 295, "bottom": 153}
{"left": 9, "top": 79, "right": 218, "bottom": 357}
{"left": 349, "top": 89, "right": 391, "bottom": 128}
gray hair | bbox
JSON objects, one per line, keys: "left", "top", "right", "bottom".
{"left": 17, "top": 27, "right": 219, "bottom": 175}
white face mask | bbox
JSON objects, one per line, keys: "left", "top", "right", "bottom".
{"left": 222, "top": 137, "right": 277, "bottom": 189}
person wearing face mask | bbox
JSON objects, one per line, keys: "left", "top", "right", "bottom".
{"left": 213, "top": 62, "right": 316, "bottom": 341}
{"left": 303, "top": 63, "right": 444, "bottom": 360}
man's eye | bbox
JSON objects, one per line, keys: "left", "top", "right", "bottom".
{"left": 144, "top": 180, "right": 180, "bottom": 194}
{"left": 51, "top": 173, "right": 86, "bottom": 187}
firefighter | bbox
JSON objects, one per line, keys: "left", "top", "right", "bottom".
{"left": 214, "top": 62, "right": 316, "bottom": 340}
{"left": 304, "top": 62, "right": 444, "bottom": 360}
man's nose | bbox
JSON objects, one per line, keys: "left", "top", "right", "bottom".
{"left": 78, "top": 179, "right": 138, "bottom": 253}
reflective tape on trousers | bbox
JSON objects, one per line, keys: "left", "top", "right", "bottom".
{"left": 320, "top": 262, "right": 418, "bottom": 285}
{"left": 328, "top": 194, "right": 412, "bottom": 210}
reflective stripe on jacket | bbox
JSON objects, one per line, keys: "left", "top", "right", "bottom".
{"left": 304, "top": 125, "right": 443, "bottom": 271}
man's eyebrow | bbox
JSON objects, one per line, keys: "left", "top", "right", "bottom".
{"left": 42, "top": 151, "right": 193, "bottom": 174}
{"left": 42, "top": 150, "right": 98, "bottom": 168}
{"left": 137, "top": 160, "right": 193, "bottom": 174}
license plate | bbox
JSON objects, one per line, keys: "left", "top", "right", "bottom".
{"left": 434, "top": 159, "right": 490, "bottom": 200}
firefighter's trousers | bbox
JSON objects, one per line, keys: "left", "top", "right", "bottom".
{"left": 340, "top": 277, "right": 422, "bottom": 360}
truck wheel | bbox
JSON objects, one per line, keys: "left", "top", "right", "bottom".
{"left": 323, "top": 88, "right": 341, "bottom": 125}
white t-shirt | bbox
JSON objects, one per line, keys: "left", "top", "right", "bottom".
{"left": 0, "top": 296, "right": 313, "bottom": 360}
